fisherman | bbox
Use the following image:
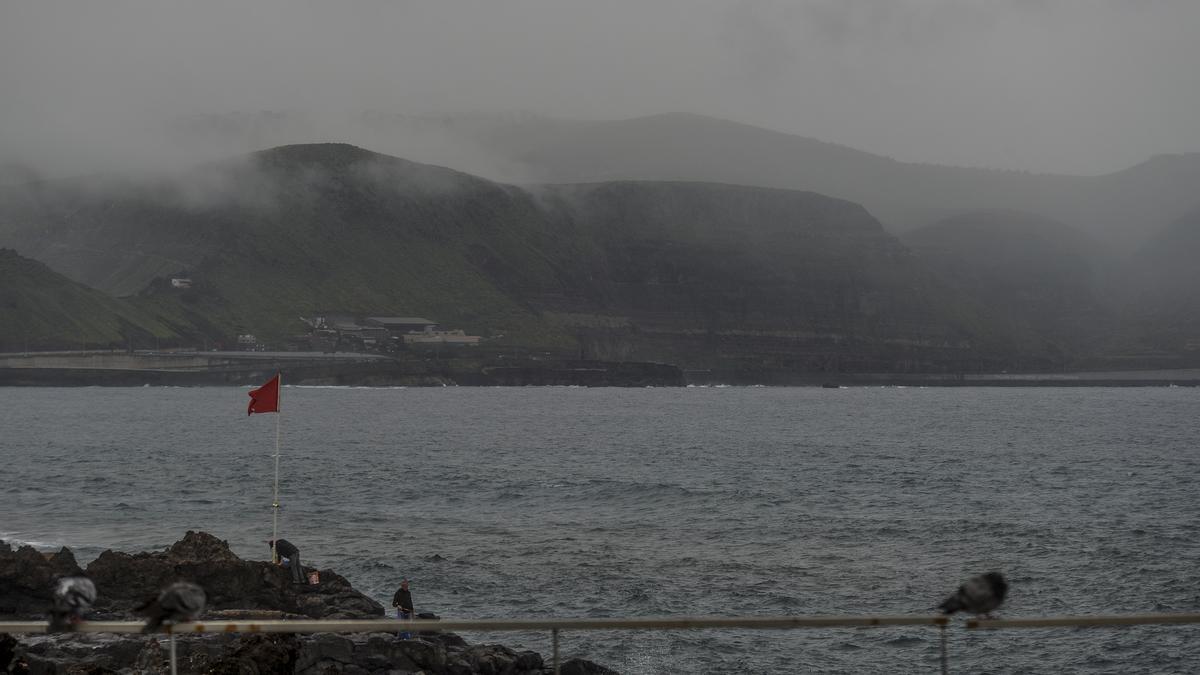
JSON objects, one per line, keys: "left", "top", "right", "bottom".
{"left": 392, "top": 579, "right": 414, "bottom": 638}
{"left": 267, "top": 539, "right": 306, "bottom": 584}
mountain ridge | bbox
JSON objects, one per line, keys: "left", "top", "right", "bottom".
{"left": 0, "top": 143, "right": 1032, "bottom": 373}
{"left": 389, "top": 111, "right": 1200, "bottom": 246}
{"left": 3, "top": 141, "right": 1197, "bottom": 373}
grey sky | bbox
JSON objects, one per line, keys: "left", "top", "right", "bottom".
{"left": 1, "top": 0, "right": 1197, "bottom": 176}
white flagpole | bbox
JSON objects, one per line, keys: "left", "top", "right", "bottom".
{"left": 272, "top": 373, "right": 282, "bottom": 562}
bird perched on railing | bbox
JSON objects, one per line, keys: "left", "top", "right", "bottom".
{"left": 48, "top": 576, "right": 97, "bottom": 632}
{"left": 938, "top": 571, "right": 1007, "bottom": 617}
{"left": 136, "top": 582, "right": 207, "bottom": 633}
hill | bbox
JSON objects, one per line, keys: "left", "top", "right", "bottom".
{"left": 0, "top": 248, "right": 179, "bottom": 351}
{"left": 379, "top": 112, "right": 1200, "bottom": 247}
{"left": 1118, "top": 205, "right": 1200, "bottom": 354}
{"left": 534, "top": 181, "right": 1024, "bottom": 374}
{"left": 0, "top": 144, "right": 1032, "bottom": 376}
{"left": 903, "top": 210, "right": 1114, "bottom": 363}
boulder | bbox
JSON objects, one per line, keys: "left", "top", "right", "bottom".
{"left": 0, "top": 542, "right": 83, "bottom": 617}
{"left": 294, "top": 633, "right": 356, "bottom": 672}
{"left": 559, "top": 658, "right": 622, "bottom": 675}
{"left": 200, "top": 634, "right": 299, "bottom": 675}
{"left": 456, "top": 643, "right": 549, "bottom": 675}
{"left": 0, "top": 633, "right": 22, "bottom": 673}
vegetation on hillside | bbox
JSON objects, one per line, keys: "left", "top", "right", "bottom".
{"left": 3, "top": 143, "right": 1195, "bottom": 373}
{"left": 0, "top": 249, "right": 178, "bottom": 351}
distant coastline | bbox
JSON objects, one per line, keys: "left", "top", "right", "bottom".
{"left": 0, "top": 351, "right": 1197, "bottom": 387}
{"left": 0, "top": 350, "right": 686, "bottom": 387}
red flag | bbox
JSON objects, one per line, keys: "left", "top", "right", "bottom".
{"left": 247, "top": 374, "right": 280, "bottom": 415}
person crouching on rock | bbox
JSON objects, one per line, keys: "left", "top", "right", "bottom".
{"left": 392, "top": 578, "right": 414, "bottom": 633}
{"left": 267, "top": 539, "right": 306, "bottom": 584}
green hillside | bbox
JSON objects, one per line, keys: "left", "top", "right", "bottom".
{"left": 0, "top": 249, "right": 178, "bottom": 351}
{"left": 0, "top": 144, "right": 1043, "bottom": 374}
{"left": 129, "top": 144, "right": 578, "bottom": 347}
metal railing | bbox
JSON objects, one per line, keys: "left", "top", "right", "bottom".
{"left": 5, "top": 613, "right": 1200, "bottom": 674}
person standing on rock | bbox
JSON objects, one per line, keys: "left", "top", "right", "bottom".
{"left": 392, "top": 578, "right": 414, "bottom": 637}
{"left": 267, "top": 539, "right": 306, "bottom": 584}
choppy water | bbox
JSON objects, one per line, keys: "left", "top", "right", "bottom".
{"left": 2, "top": 386, "right": 1199, "bottom": 673}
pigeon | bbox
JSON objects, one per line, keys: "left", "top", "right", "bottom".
{"left": 48, "top": 576, "right": 97, "bottom": 632}
{"left": 938, "top": 571, "right": 1008, "bottom": 617}
{"left": 136, "top": 582, "right": 207, "bottom": 633}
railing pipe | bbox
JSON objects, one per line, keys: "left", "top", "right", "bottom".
{"left": 939, "top": 624, "right": 948, "bottom": 675}
{"left": 0, "top": 615, "right": 948, "bottom": 634}
{"left": 2, "top": 612, "right": 1199, "bottom": 636}
{"left": 967, "top": 613, "right": 1200, "bottom": 629}
{"left": 552, "top": 627, "right": 560, "bottom": 675}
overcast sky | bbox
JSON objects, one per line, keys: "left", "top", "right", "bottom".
{"left": 2, "top": 0, "right": 1198, "bottom": 176}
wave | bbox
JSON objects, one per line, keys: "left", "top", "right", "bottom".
{"left": 0, "top": 532, "right": 65, "bottom": 549}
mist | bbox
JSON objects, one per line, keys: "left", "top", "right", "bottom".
{"left": 1, "top": 0, "right": 1198, "bottom": 179}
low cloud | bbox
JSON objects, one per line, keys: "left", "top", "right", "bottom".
{"left": 1, "top": 1, "right": 1197, "bottom": 177}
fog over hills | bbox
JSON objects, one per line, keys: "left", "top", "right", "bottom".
{"left": 369, "top": 112, "right": 1200, "bottom": 248}
{"left": 0, "top": 143, "right": 1028, "bottom": 373}
{"left": 903, "top": 210, "right": 1114, "bottom": 359}
{"left": 1119, "top": 205, "right": 1200, "bottom": 352}
{"left": 146, "top": 110, "right": 1200, "bottom": 251}
{"left": 4, "top": 133, "right": 1199, "bottom": 369}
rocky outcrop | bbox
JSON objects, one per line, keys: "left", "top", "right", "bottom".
{"left": 84, "top": 532, "right": 382, "bottom": 620}
{"left": 0, "top": 532, "right": 380, "bottom": 621}
{"left": 0, "top": 542, "right": 83, "bottom": 617}
{"left": 559, "top": 659, "right": 621, "bottom": 675}
{"left": 1, "top": 631, "right": 598, "bottom": 675}
{"left": 0, "top": 533, "right": 619, "bottom": 674}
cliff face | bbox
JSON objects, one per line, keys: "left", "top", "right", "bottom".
{"left": 539, "top": 182, "right": 1009, "bottom": 374}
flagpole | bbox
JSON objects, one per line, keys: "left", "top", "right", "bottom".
{"left": 272, "top": 372, "right": 282, "bottom": 562}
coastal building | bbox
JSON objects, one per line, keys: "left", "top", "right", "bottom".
{"left": 403, "top": 329, "right": 482, "bottom": 346}
{"left": 298, "top": 314, "right": 481, "bottom": 351}
{"left": 364, "top": 317, "right": 439, "bottom": 334}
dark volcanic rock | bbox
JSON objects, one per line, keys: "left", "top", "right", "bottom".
{"left": 4, "top": 631, "right": 618, "bottom": 675}
{"left": 560, "top": 657, "right": 622, "bottom": 675}
{"left": 0, "top": 633, "right": 21, "bottom": 673}
{"left": 1, "top": 532, "right": 620, "bottom": 674}
{"left": 11, "top": 633, "right": 157, "bottom": 673}
{"left": 83, "top": 531, "right": 383, "bottom": 620}
{"left": 0, "top": 541, "right": 84, "bottom": 617}
{"left": 202, "top": 634, "right": 299, "bottom": 675}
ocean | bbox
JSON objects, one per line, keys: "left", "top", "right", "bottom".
{"left": 2, "top": 385, "right": 1198, "bottom": 673}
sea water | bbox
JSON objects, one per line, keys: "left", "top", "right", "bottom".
{"left": 2, "top": 386, "right": 1198, "bottom": 674}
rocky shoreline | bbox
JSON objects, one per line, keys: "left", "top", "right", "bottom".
{"left": 0, "top": 532, "right": 618, "bottom": 674}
